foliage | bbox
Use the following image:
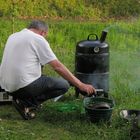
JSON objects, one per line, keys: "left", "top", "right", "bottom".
{"left": 0, "top": 0, "right": 140, "bottom": 20}
{"left": 107, "top": 0, "right": 140, "bottom": 17}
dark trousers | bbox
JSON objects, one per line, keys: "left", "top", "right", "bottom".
{"left": 11, "top": 75, "right": 70, "bottom": 106}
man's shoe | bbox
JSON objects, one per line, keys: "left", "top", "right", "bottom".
{"left": 13, "top": 99, "right": 36, "bottom": 120}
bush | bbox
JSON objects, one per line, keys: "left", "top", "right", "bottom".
{"left": 0, "top": 0, "right": 140, "bottom": 19}
{"left": 107, "top": 0, "right": 140, "bottom": 17}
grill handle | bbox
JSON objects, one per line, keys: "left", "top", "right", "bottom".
{"left": 87, "top": 34, "right": 98, "bottom": 41}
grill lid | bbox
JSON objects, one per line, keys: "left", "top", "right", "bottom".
{"left": 76, "top": 33, "right": 108, "bottom": 54}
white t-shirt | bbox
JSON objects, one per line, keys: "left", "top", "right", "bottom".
{"left": 0, "top": 29, "right": 57, "bottom": 92}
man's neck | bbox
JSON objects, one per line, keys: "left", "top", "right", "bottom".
{"left": 29, "top": 28, "right": 41, "bottom": 35}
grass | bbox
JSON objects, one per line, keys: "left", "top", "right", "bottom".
{"left": 0, "top": 18, "right": 140, "bottom": 140}
{"left": 0, "top": 98, "right": 132, "bottom": 140}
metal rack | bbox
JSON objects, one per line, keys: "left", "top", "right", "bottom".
{"left": 0, "top": 91, "right": 12, "bottom": 102}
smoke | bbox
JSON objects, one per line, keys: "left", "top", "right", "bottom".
{"left": 103, "top": 23, "right": 124, "bottom": 32}
{"left": 76, "top": 72, "right": 109, "bottom": 93}
{"left": 103, "top": 23, "right": 140, "bottom": 39}
{"left": 110, "top": 51, "right": 140, "bottom": 94}
{"left": 103, "top": 24, "right": 119, "bottom": 32}
{"left": 101, "top": 24, "right": 140, "bottom": 94}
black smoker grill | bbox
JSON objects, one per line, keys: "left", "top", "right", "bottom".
{"left": 75, "top": 31, "right": 109, "bottom": 97}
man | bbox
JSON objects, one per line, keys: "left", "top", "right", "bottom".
{"left": 0, "top": 20, "right": 96, "bottom": 119}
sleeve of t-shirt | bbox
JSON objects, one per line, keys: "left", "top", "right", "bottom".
{"left": 33, "top": 37, "right": 57, "bottom": 65}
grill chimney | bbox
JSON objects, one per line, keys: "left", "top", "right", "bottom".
{"left": 100, "top": 30, "right": 108, "bottom": 43}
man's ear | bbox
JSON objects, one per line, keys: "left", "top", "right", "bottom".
{"left": 41, "top": 31, "right": 48, "bottom": 37}
{"left": 39, "top": 31, "right": 44, "bottom": 36}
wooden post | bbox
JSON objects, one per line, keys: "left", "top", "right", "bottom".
{"left": 12, "top": 0, "right": 16, "bottom": 33}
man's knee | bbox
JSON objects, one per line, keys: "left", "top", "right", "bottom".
{"left": 62, "top": 79, "right": 70, "bottom": 91}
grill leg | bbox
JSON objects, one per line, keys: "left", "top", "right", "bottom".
{"left": 104, "top": 92, "right": 109, "bottom": 98}
{"left": 75, "top": 88, "right": 79, "bottom": 97}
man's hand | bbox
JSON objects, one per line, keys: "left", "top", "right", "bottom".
{"left": 79, "top": 83, "right": 96, "bottom": 96}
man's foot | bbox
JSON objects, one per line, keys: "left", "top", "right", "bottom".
{"left": 53, "top": 95, "right": 64, "bottom": 102}
{"left": 13, "top": 99, "right": 36, "bottom": 120}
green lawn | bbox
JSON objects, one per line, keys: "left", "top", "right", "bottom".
{"left": 0, "top": 18, "right": 140, "bottom": 140}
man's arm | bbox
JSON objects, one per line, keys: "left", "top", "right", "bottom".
{"left": 48, "top": 59, "right": 96, "bottom": 95}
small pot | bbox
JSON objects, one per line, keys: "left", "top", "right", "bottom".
{"left": 86, "top": 102, "right": 110, "bottom": 110}
{"left": 84, "top": 97, "right": 114, "bottom": 123}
